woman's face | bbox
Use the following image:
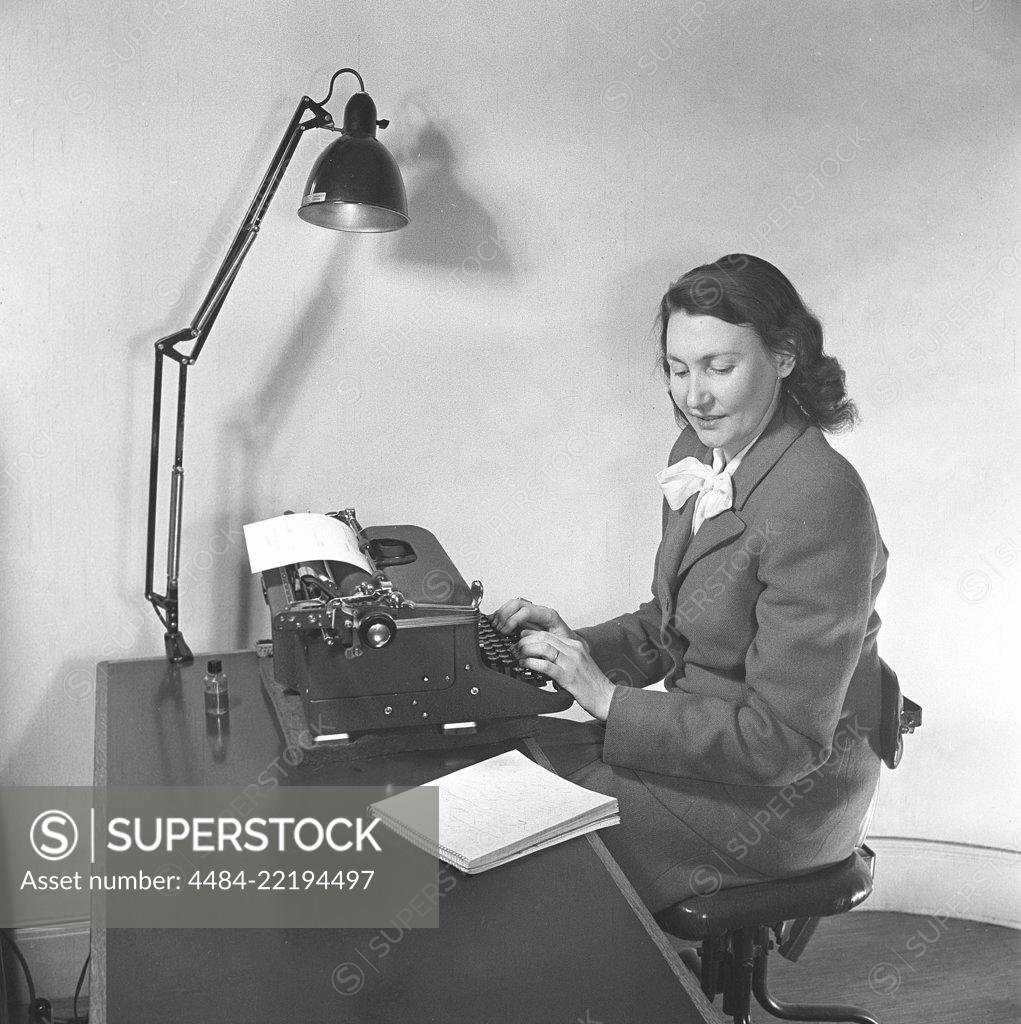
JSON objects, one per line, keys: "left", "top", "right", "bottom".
{"left": 665, "top": 312, "right": 790, "bottom": 458}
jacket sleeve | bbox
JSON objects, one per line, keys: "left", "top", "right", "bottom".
{"left": 600, "top": 469, "right": 882, "bottom": 786}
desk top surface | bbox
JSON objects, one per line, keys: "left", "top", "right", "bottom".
{"left": 94, "top": 651, "right": 721, "bottom": 1024}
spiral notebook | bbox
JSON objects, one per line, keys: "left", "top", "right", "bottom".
{"left": 369, "top": 749, "right": 620, "bottom": 874}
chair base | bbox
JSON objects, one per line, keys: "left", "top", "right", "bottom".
{"left": 658, "top": 848, "right": 881, "bottom": 1023}
{"left": 686, "top": 926, "right": 880, "bottom": 1024}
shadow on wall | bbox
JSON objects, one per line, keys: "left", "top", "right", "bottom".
{"left": 221, "top": 242, "right": 356, "bottom": 649}
{"left": 224, "top": 107, "right": 520, "bottom": 644}
{"left": 3, "top": 251, "right": 355, "bottom": 786}
{"left": 385, "top": 97, "right": 516, "bottom": 281}
{"left": 10, "top": 237, "right": 346, "bottom": 778}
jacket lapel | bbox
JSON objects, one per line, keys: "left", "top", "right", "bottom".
{"left": 654, "top": 429, "right": 706, "bottom": 612}
{"left": 657, "top": 496, "right": 697, "bottom": 620}
{"left": 729, "top": 401, "right": 810, "bottom": 512}
{"left": 675, "top": 507, "right": 745, "bottom": 580}
{"left": 673, "top": 401, "right": 810, "bottom": 581}
{"left": 658, "top": 496, "right": 698, "bottom": 593}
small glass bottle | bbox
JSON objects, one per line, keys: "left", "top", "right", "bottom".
{"left": 203, "top": 659, "right": 229, "bottom": 717}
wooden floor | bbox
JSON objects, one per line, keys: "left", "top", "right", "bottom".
{"left": 9, "top": 912, "right": 1019, "bottom": 1023}
{"left": 670, "top": 910, "right": 1020, "bottom": 1024}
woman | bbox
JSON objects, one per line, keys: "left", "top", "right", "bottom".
{"left": 493, "top": 254, "right": 887, "bottom": 914}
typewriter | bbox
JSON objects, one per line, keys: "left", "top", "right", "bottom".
{"left": 258, "top": 509, "right": 573, "bottom": 757}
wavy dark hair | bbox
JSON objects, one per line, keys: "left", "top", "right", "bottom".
{"left": 656, "top": 254, "right": 857, "bottom": 432}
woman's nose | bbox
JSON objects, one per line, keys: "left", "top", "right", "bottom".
{"left": 686, "top": 374, "right": 713, "bottom": 410}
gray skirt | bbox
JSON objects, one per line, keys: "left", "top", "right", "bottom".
{"left": 541, "top": 720, "right": 880, "bottom": 915}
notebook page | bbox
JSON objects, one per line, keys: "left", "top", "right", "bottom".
{"left": 372, "top": 750, "right": 618, "bottom": 869}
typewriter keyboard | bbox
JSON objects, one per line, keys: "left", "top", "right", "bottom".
{"left": 477, "top": 613, "right": 556, "bottom": 688}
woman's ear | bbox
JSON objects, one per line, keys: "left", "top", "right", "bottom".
{"left": 774, "top": 346, "right": 796, "bottom": 379}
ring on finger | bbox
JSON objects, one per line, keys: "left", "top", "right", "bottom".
{"left": 550, "top": 648, "right": 560, "bottom": 665}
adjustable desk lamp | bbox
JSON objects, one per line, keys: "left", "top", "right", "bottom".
{"left": 144, "top": 68, "right": 409, "bottom": 663}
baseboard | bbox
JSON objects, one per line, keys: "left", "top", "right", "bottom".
{"left": 862, "top": 836, "right": 1021, "bottom": 928}
{"left": 1, "top": 923, "right": 90, "bottom": 1008}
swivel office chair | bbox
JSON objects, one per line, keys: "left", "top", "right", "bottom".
{"left": 655, "top": 661, "right": 921, "bottom": 1024}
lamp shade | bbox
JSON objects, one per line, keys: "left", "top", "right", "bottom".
{"left": 298, "top": 91, "right": 409, "bottom": 233}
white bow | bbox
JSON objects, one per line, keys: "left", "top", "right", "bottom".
{"left": 656, "top": 449, "right": 734, "bottom": 534}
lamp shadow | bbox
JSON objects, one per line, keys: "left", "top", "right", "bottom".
{"left": 220, "top": 243, "right": 354, "bottom": 649}
{"left": 388, "top": 122, "right": 515, "bottom": 281}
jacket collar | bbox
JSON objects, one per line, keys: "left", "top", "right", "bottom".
{"left": 670, "top": 400, "right": 810, "bottom": 582}
{"left": 729, "top": 399, "right": 811, "bottom": 509}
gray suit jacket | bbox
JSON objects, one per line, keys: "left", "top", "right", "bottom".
{"left": 576, "top": 401, "right": 886, "bottom": 875}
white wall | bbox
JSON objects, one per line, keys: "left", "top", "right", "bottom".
{"left": 1, "top": 0, "right": 1017, "bottom": 908}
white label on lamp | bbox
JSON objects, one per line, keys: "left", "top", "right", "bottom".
{"left": 303, "top": 192, "right": 326, "bottom": 204}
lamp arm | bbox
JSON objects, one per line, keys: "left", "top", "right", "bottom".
{"left": 144, "top": 94, "right": 334, "bottom": 663}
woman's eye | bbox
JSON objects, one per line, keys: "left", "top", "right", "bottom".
{"left": 670, "top": 367, "right": 688, "bottom": 378}
{"left": 710, "top": 365, "right": 735, "bottom": 375}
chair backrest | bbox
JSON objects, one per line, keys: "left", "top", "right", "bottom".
{"left": 879, "top": 658, "right": 922, "bottom": 769}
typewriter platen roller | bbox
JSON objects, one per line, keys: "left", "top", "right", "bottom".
{"left": 259, "top": 509, "right": 572, "bottom": 751}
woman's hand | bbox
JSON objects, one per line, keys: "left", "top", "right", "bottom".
{"left": 514, "top": 631, "right": 616, "bottom": 723}
{"left": 491, "top": 598, "right": 581, "bottom": 644}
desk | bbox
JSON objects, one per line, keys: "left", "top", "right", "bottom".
{"left": 92, "top": 652, "right": 723, "bottom": 1024}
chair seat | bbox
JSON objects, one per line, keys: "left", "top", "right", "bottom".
{"left": 655, "top": 847, "right": 875, "bottom": 940}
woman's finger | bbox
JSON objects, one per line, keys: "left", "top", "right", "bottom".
{"left": 492, "top": 600, "right": 569, "bottom": 638}
{"left": 515, "top": 634, "right": 565, "bottom": 665}
{"left": 503, "top": 603, "right": 555, "bottom": 635}
{"left": 503, "top": 605, "right": 537, "bottom": 634}
{"left": 519, "top": 655, "right": 560, "bottom": 676}
{"left": 492, "top": 597, "right": 529, "bottom": 632}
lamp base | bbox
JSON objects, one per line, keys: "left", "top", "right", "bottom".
{"left": 164, "top": 630, "right": 194, "bottom": 664}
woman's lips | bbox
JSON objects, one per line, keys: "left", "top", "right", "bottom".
{"left": 692, "top": 414, "right": 725, "bottom": 427}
